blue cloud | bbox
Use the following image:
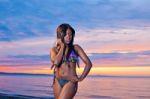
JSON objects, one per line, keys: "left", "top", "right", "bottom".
{"left": 90, "top": 50, "right": 150, "bottom": 60}
{"left": 0, "top": 24, "right": 12, "bottom": 41}
{"left": 0, "top": 50, "right": 150, "bottom": 67}
{"left": 0, "top": 55, "right": 50, "bottom": 66}
{"left": 0, "top": 0, "right": 150, "bottom": 41}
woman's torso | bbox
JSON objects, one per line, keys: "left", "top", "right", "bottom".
{"left": 54, "top": 45, "right": 78, "bottom": 80}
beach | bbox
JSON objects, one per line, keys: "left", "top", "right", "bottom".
{"left": 0, "top": 93, "right": 54, "bottom": 99}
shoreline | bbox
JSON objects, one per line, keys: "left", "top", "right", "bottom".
{"left": 0, "top": 93, "right": 54, "bottom": 99}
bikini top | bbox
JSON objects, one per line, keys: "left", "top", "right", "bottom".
{"left": 51, "top": 46, "right": 80, "bottom": 69}
{"left": 62, "top": 49, "right": 78, "bottom": 63}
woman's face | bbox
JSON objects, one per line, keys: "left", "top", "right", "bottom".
{"left": 64, "top": 28, "right": 73, "bottom": 45}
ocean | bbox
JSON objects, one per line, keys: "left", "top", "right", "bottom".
{"left": 0, "top": 74, "right": 150, "bottom": 99}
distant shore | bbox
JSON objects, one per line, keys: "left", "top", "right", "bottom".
{"left": 0, "top": 72, "right": 52, "bottom": 76}
{"left": 0, "top": 72, "right": 150, "bottom": 78}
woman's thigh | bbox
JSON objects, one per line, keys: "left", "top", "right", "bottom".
{"left": 53, "top": 78, "right": 62, "bottom": 99}
{"left": 58, "top": 81, "right": 78, "bottom": 99}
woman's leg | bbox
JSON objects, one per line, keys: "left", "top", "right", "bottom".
{"left": 53, "top": 78, "right": 62, "bottom": 99}
{"left": 58, "top": 81, "right": 78, "bottom": 99}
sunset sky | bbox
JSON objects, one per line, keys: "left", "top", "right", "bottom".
{"left": 0, "top": 0, "right": 150, "bottom": 76}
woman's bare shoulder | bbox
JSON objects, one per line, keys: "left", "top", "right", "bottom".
{"left": 73, "top": 44, "right": 84, "bottom": 52}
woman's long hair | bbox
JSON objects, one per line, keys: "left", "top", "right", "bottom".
{"left": 56, "top": 23, "right": 75, "bottom": 61}
{"left": 56, "top": 23, "right": 75, "bottom": 46}
{"left": 53, "top": 23, "right": 79, "bottom": 68}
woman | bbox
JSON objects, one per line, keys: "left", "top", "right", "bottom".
{"left": 50, "top": 23, "right": 92, "bottom": 99}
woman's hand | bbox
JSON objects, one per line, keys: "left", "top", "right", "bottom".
{"left": 70, "top": 76, "right": 79, "bottom": 83}
{"left": 57, "top": 39, "right": 64, "bottom": 47}
{"left": 78, "top": 76, "right": 84, "bottom": 82}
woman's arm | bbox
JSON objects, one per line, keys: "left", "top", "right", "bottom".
{"left": 50, "top": 39, "right": 65, "bottom": 67}
{"left": 74, "top": 44, "right": 92, "bottom": 81}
